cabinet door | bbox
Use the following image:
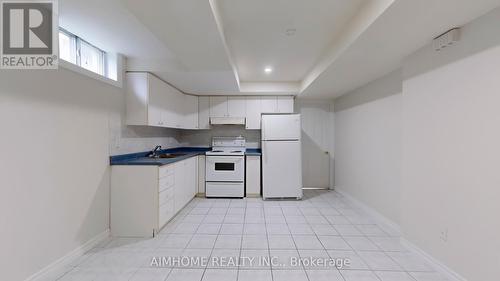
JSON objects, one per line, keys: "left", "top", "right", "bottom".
{"left": 189, "top": 157, "right": 198, "bottom": 197}
{"left": 261, "top": 96, "right": 278, "bottom": 113}
{"left": 162, "top": 83, "right": 180, "bottom": 128}
{"left": 209, "top": 96, "right": 228, "bottom": 117}
{"left": 246, "top": 156, "right": 261, "bottom": 195}
{"left": 184, "top": 95, "right": 199, "bottom": 129}
{"left": 245, "top": 97, "right": 262, "bottom": 130}
{"left": 198, "top": 96, "right": 210, "bottom": 130}
{"left": 228, "top": 97, "right": 246, "bottom": 117}
{"left": 181, "top": 158, "right": 196, "bottom": 207}
{"left": 172, "top": 91, "right": 185, "bottom": 129}
{"left": 148, "top": 75, "right": 165, "bottom": 127}
{"left": 277, "top": 96, "right": 294, "bottom": 113}
{"left": 174, "top": 162, "right": 186, "bottom": 213}
{"left": 125, "top": 72, "right": 149, "bottom": 126}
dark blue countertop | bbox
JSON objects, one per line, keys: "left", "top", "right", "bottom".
{"left": 110, "top": 147, "right": 210, "bottom": 166}
{"left": 245, "top": 148, "right": 262, "bottom": 156}
{"left": 110, "top": 147, "right": 262, "bottom": 166}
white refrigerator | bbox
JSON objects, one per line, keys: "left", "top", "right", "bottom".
{"left": 261, "top": 114, "right": 303, "bottom": 200}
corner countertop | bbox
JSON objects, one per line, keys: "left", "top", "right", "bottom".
{"left": 110, "top": 147, "right": 262, "bottom": 166}
{"left": 110, "top": 147, "right": 210, "bottom": 166}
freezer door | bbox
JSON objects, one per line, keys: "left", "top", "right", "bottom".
{"left": 261, "top": 114, "right": 301, "bottom": 141}
{"left": 262, "top": 140, "right": 303, "bottom": 199}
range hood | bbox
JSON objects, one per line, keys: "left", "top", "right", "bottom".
{"left": 210, "top": 117, "right": 246, "bottom": 125}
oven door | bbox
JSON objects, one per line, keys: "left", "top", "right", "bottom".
{"left": 206, "top": 156, "right": 245, "bottom": 182}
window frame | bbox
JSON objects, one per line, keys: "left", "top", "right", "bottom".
{"left": 59, "top": 28, "right": 106, "bottom": 77}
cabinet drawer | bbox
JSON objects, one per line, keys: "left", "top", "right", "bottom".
{"left": 159, "top": 165, "right": 175, "bottom": 178}
{"left": 159, "top": 186, "right": 174, "bottom": 206}
{"left": 159, "top": 199, "right": 174, "bottom": 228}
{"left": 159, "top": 174, "right": 175, "bottom": 192}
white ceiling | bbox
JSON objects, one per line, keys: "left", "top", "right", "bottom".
{"left": 216, "top": 0, "right": 364, "bottom": 82}
{"left": 300, "top": 0, "right": 500, "bottom": 98}
{"left": 59, "top": 0, "right": 500, "bottom": 98}
{"left": 59, "top": 0, "right": 176, "bottom": 61}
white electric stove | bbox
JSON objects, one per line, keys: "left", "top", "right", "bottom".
{"left": 205, "top": 137, "right": 246, "bottom": 198}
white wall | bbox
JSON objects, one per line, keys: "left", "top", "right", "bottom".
{"left": 401, "top": 38, "right": 500, "bottom": 281}
{"left": 333, "top": 8, "right": 500, "bottom": 280}
{"left": 399, "top": 9, "right": 500, "bottom": 281}
{"left": 334, "top": 70, "right": 402, "bottom": 225}
{"left": 0, "top": 67, "right": 179, "bottom": 281}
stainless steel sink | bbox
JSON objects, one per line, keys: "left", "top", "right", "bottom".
{"left": 148, "top": 153, "right": 187, "bottom": 159}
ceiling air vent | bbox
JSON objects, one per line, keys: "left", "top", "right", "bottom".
{"left": 433, "top": 28, "right": 461, "bottom": 51}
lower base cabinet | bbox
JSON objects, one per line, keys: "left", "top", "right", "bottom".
{"left": 246, "top": 155, "right": 261, "bottom": 196}
{"left": 111, "top": 156, "right": 198, "bottom": 237}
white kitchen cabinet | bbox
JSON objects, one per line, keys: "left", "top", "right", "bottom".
{"left": 126, "top": 72, "right": 167, "bottom": 127}
{"left": 261, "top": 96, "right": 278, "bottom": 113}
{"left": 162, "top": 86, "right": 180, "bottom": 128}
{"left": 111, "top": 156, "right": 198, "bottom": 237}
{"left": 245, "top": 97, "right": 262, "bottom": 130}
{"left": 147, "top": 78, "right": 164, "bottom": 127}
{"left": 172, "top": 90, "right": 185, "bottom": 128}
{"left": 175, "top": 156, "right": 198, "bottom": 213}
{"left": 198, "top": 155, "right": 206, "bottom": 194}
{"left": 246, "top": 155, "right": 261, "bottom": 196}
{"left": 126, "top": 72, "right": 198, "bottom": 130}
{"left": 184, "top": 95, "right": 199, "bottom": 129}
{"left": 186, "top": 157, "right": 198, "bottom": 200}
{"left": 228, "top": 97, "right": 246, "bottom": 117}
{"left": 127, "top": 72, "right": 294, "bottom": 130}
{"left": 210, "top": 96, "right": 247, "bottom": 118}
{"left": 209, "top": 96, "right": 228, "bottom": 117}
{"left": 198, "top": 96, "right": 210, "bottom": 129}
{"left": 277, "top": 96, "right": 294, "bottom": 113}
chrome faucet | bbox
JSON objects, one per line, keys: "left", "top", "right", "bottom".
{"left": 149, "top": 145, "right": 162, "bottom": 158}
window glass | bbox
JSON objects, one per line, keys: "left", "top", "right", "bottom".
{"left": 58, "top": 29, "right": 107, "bottom": 77}
{"left": 58, "top": 31, "right": 76, "bottom": 64}
{"left": 215, "top": 163, "right": 235, "bottom": 171}
{"left": 78, "top": 39, "right": 104, "bottom": 75}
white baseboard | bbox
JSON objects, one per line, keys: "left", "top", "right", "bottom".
{"left": 335, "top": 187, "right": 402, "bottom": 236}
{"left": 334, "top": 187, "right": 466, "bottom": 281}
{"left": 401, "top": 238, "right": 467, "bottom": 281}
{"left": 25, "top": 229, "right": 110, "bottom": 281}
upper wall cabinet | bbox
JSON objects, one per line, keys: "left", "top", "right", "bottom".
{"left": 209, "top": 96, "right": 247, "bottom": 118}
{"left": 209, "top": 96, "right": 228, "bottom": 118}
{"left": 184, "top": 95, "right": 199, "bottom": 129}
{"left": 126, "top": 72, "right": 198, "bottom": 129}
{"left": 246, "top": 96, "right": 294, "bottom": 129}
{"left": 245, "top": 97, "right": 262, "bottom": 130}
{"left": 228, "top": 97, "right": 246, "bottom": 117}
{"left": 126, "top": 72, "right": 293, "bottom": 130}
{"left": 198, "top": 96, "right": 210, "bottom": 130}
{"left": 260, "top": 96, "right": 294, "bottom": 113}
{"left": 277, "top": 96, "right": 294, "bottom": 113}
{"left": 261, "top": 96, "right": 278, "bottom": 113}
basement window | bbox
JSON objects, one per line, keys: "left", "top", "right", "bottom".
{"left": 59, "top": 28, "right": 106, "bottom": 77}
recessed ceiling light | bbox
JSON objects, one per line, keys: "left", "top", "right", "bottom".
{"left": 264, "top": 67, "right": 273, "bottom": 74}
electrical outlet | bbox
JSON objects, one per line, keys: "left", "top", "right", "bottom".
{"left": 440, "top": 228, "right": 448, "bottom": 242}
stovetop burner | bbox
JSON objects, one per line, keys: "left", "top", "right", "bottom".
{"left": 206, "top": 136, "right": 246, "bottom": 156}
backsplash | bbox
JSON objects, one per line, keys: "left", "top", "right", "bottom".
{"left": 180, "top": 126, "right": 261, "bottom": 148}
{"left": 109, "top": 112, "right": 181, "bottom": 155}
